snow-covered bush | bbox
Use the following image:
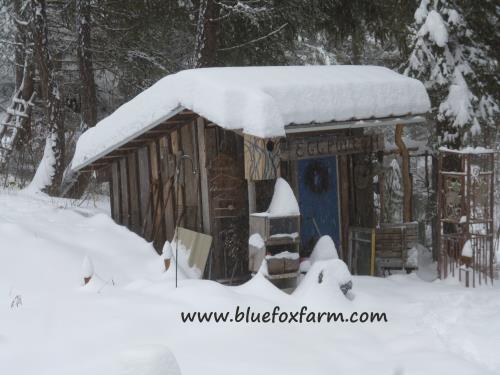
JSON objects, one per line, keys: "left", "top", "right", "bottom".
{"left": 405, "top": 0, "right": 498, "bottom": 148}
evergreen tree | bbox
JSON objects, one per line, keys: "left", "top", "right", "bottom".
{"left": 405, "top": 0, "right": 499, "bottom": 148}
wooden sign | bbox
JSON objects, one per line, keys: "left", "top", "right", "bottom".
{"left": 244, "top": 135, "right": 281, "bottom": 181}
{"left": 282, "top": 134, "right": 384, "bottom": 160}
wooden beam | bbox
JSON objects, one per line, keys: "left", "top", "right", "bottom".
{"left": 196, "top": 117, "right": 211, "bottom": 234}
{"left": 159, "top": 136, "right": 175, "bottom": 240}
{"left": 127, "top": 152, "right": 141, "bottom": 233}
{"left": 395, "top": 124, "right": 412, "bottom": 222}
{"left": 138, "top": 146, "right": 153, "bottom": 240}
{"left": 110, "top": 161, "right": 122, "bottom": 223}
{"left": 247, "top": 181, "right": 256, "bottom": 214}
{"left": 338, "top": 155, "right": 350, "bottom": 260}
{"left": 119, "top": 157, "right": 130, "bottom": 226}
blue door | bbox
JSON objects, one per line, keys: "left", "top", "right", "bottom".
{"left": 298, "top": 156, "right": 341, "bottom": 255}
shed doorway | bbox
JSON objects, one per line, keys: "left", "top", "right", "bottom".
{"left": 298, "top": 156, "right": 341, "bottom": 255}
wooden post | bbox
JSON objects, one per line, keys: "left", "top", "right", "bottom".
{"left": 247, "top": 181, "right": 256, "bottom": 214}
{"left": 196, "top": 117, "right": 211, "bottom": 233}
{"left": 370, "top": 228, "right": 376, "bottom": 276}
{"left": 127, "top": 152, "right": 141, "bottom": 233}
{"left": 338, "top": 155, "right": 350, "bottom": 260}
{"left": 395, "top": 124, "right": 412, "bottom": 223}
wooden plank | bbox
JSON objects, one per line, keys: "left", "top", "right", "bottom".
{"left": 159, "top": 136, "right": 175, "bottom": 241}
{"left": 138, "top": 146, "right": 152, "bottom": 240}
{"left": 119, "top": 157, "right": 130, "bottom": 227}
{"left": 149, "top": 140, "right": 165, "bottom": 249}
{"left": 338, "top": 155, "right": 350, "bottom": 260}
{"left": 283, "top": 133, "right": 384, "bottom": 160}
{"left": 395, "top": 124, "right": 412, "bottom": 222}
{"left": 181, "top": 122, "right": 199, "bottom": 231}
{"left": 110, "top": 161, "right": 121, "bottom": 223}
{"left": 170, "top": 129, "right": 185, "bottom": 227}
{"left": 127, "top": 151, "right": 141, "bottom": 234}
{"left": 196, "top": 117, "right": 211, "bottom": 234}
{"left": 244, "top": 134, "right": 281, "bottom": 180}
{"left": 247, "top": 181, "right": 256, "bottom": 214}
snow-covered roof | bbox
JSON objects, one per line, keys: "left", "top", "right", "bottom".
{"left": 71, "top": 65, "right": 431, "bottom": 170}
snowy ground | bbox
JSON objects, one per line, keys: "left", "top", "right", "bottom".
{"left": 0, "top": 190, "right": 499, "bottom": 375}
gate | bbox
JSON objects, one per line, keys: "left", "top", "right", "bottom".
{"left": 437, "top": 148, "right": 495, "bottom": 286}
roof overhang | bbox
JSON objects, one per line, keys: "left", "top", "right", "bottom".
{"left": 73, "top": 106, "right": 191, "bottom": 172}
{"left": 74, "top": 110, "right": 427, "bottom": 173}
{"left": 284, "top": 114, "right": 427, "bottom": 134}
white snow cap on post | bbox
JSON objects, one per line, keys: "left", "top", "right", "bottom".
{"left": 81, "top": 255, "right": 94, "bottom": 279}
{"left": 162, "top": 241, "right": 173, "bottom": 260}
{"left": 266, "top": 178, "right": 300, "bottom": 217}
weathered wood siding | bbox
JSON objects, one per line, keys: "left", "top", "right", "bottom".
{"left": 108, "top": 121, "right": 205, "bottom": 255}
{"left": 205, "top": 126, "right": 248, "bottom": 280}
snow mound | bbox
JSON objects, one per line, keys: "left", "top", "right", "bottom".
{"left": 266, "top": 177, "right": 299, "bottom": 217}
{"left": 117, "top": 345, "right": 181, "bottom": 375}
{"left": 310, "top": 235, "right": 339, "bottom": 263}
{"left": 234, "top": 272, "right": 290, "bottom": 303}
{"left": 71, "top": 65, "right": 430, "bottom": 170}
{"left": 294, "top": 259, "right": 352, "bottom": 305}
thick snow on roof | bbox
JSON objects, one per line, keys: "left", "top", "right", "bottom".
{"left": 72, "top": 65, "right": 430, "bottom": 170}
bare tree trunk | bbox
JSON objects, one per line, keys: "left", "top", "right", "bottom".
{"left": 30, "top": 0, "right": 65, "bottom": 196}
{"left": 62, "top": 0, "right": 98, "bottom": 198}
{"left": 193, "top": 0, "right": 218, "bottom": 68}
{"left": 0, "top": 0, "right": 35, "bottom": 172}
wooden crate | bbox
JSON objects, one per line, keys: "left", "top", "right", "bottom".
{"left": 375, "top": 222, "right": 418, "bottom": 260}
{"left": 249, "top": 214, "right": 300, "bottom": 241}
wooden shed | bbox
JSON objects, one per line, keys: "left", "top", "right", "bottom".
{"left": 70, "top": 65, "right": 431, "bottom": 282}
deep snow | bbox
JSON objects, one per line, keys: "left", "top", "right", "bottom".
{"left": 0, "top": 190, "right": 499, "bottom": 375}
{"left": 71, "top": 65, "right": 431, "bottom": 170}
